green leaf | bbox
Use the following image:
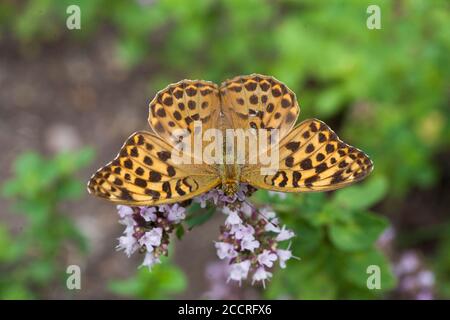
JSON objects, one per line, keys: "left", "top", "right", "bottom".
{"left": 0, "top": 283, "right": 35, "bottom": 300}
{"left": 27, "top": 260, "right": 55, "bottom": 284}
{"left": 58, "top": 217, "right": 88, "bottom": 253}
{"left": 14, "top": 152, "right": 43, "bottom": 177}
{"left": 329, "top": 211, "right": 389, "bottom": 252}
{"left": 109, "top": 259, "right": 187, "bottom": 299}
{"left": 71, "top": 147, "right": 95, "bottom": 168}
{"left": 175, "top": 224, "right": 185, "bottom": 240}
{"left": 341, "top": 249, "right": 397, "bottom": 291}
{"left": 316, "top": 86, "right": 347, "bottom": 117}
{"left": 267, "top": 245, "right": 338, "bottom": 299}
{"left": 116, "top": 37, "right": 148, "bottom": 68}
{"left": 1, "top": 180, "right": 21, "bottom": 198}
{"left": 292, "top": 221, "right": 324, "bottom": 255}
{"left": 56, "top": 179, "right": 84, "bottom": 200}
{"left": 108, "top": 274, "right": 141, "bottom": 296}
{"left": 332, "top": 175, "right": 388, "bottom": 211}
{"left": 186, "top": 203, "right": 216, "bottom": 229}
{"left": 54, "top": 147, "right": 95, "bottom": 173}
{"left": 0, "top": 225, "right": 23, "bottom": 262}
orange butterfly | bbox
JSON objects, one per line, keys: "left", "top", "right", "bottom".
{"left": 88, "top": 74, "right": 373, "bottom": 205}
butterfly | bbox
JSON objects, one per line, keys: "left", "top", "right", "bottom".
{"left": 87, "top": 74, "right": 373, "bottom": 205}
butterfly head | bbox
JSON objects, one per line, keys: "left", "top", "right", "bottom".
{"left": 222, "top": 180, "right": 239, "bottom": 197}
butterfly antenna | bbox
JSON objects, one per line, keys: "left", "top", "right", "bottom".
{"left": 243, "top": 199, "right": 280, "bottom": 229}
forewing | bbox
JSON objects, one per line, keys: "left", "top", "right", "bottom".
{"left": 148, "top": 79, "right": 221, "bottom": 150}
{"left": 219, "top": 74, "right": 299, "bottom": 139}
{"left": 87, "top": 131, "right": 220, "bottom": 205}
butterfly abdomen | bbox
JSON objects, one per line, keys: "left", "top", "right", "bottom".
{"left": 219, "top": 163, "right": 241, "bottom": 196}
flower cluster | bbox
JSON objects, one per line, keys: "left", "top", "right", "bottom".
{"left": 194, "top": 184, "right": 251, "bottom": 208}
{"left": 116, "top": 203, "right": 186, "bottom": 270}
{"left": 215, "top": 205, "right": 295, "bottom": 287}
{"left": 377, "top": 228, "right": 435, "bottom": 300}
{"left": 115, "top": 184, "right": 297, "bottom": 287}
{"left": 196, "top": 185, "right": 296, "bottom": 287}
{"left": 394, "top": 251, "right": 435, "bottom": 300}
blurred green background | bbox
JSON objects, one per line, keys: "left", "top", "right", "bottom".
{"left": 0, "top": 0, "right": 449, "bottom": 299}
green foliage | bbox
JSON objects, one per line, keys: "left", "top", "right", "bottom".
{"left": 0, "top": 149, "right": 94, "bottom": 299}
{"left": 174, "top": 203, "right": 217, "bottom": 240}
{"left": 254, "top": 176, "right": 396, "bottom": 299}
{"left": 109, "top": 256, "right": 187, "bottom": 299}
{"left": 433, "top": 224, "right": 450, "bottom": 299}
{"left": 185, "top": 203, "right": 216, "bottom": 230}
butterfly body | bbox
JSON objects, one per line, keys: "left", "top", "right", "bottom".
{"left": 88, "top": 74, "right": 373, "bottom": 205}
{"left": 220, "top": 163, "right": 241, "bottom": 196}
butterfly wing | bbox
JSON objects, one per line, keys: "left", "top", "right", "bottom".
{"left": 241, "top": 119, "right": 373, "bottom": 192}
{"left": 219, "top": 74, "right": 299, "bottom": 138}
{"left": 87, "top": 131, "right": 220, "bottom": 205}
{"left": 148, "top": 79, "right": 222, "bottom": 154}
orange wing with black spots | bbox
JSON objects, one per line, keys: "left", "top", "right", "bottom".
{"left": 88, "top": 75, "right": 373, "bottom": 206}
{"left": 241, "top": 119, "right": 373, "bottom": 192}
{"left": 148, "top": 79, "right": 222, "bottom": 155}
{"left": 219, "top": 74, "right": 299, "bottom": 139}
{"left": 87, "top": 131, "right": 220, "bottom": 205}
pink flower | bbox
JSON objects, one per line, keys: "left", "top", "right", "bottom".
{"left": 395, "top": 252, "right": 420, "bottom": 274}
{"left": 260, "top": 207, "right": 276, "bottom": 220}
{"left": 236, "top": 184, "right": 249, "bottom": 201}
{"left": 376, "top": 227, "right": 395, "bottom": 249}
{"left": 275, "top": 225, "right": 295, "bottom": 241}
{"left": 116, "top": 234, "right": 138, "bottom": 257}
{"left": 215, "top": 242, "right": 237, "bottom": 260}
{"left": 400, "top": 276, "right": 416, "bottom": 291}
{"left": 225, "top": 210, "right": 242, "bottom": 226}
{"left": 119, "top": 215, "right": 136, "bottom": 235}
{"left": 204, "top": 190, "right": 221, "bottom": 205}
{"left": 115, "top": 203, "right": 187, "bottom": 270}
{"left": 417, "top": 271, "right": 435, "bottom": 287}
{"left": 141, "top": 251, "right": 161, "bottom": 270}
{"left": 277, "top": 248, "right": 292, "bottom": 269}
{"left": 196, "top": 193, "right": 210, "bottom": 208}
{"left": 140, "top": 207, "right": 157, "bottom": 222}
{"left": 394, "top": 248, "right": 436, "bottom": 299}
{"left": 220, "top": 194, "right": 237, "bottom": 204}
{"left": 117, "top": 205, "right": 134, "bottom": 218}
{"left": 252, "top": 267, "right": 272, "bottom": 288}
{"left": 416, "top": 291, "right": 433, "bottom": 300}
{"left": 194, "top": 190, "right": 220, "bottom": 208}
{"left": 231, "top": 224, "right": 255, "bottom": 240}
{"left": 260, "top": 207, "right": 281, "bottom": 232}
{"left": 258, "top": 250, "right": 278, "bottom": 268}
{"left": 228, "top": 260, "right": 251, "bottom": 283}
{"left": 139, "top": 227, "right": 163, "bottom": 248}
{"left": 164, "top": 204, "right": 186, "bottom": 223}
{"left": 241, "top": 237, "right": 260, "bottom": 252}
{"left": 240, "top": 202, "right": 253, "bottom": 216}
{"left": 265, "top": 221, "right": 281, "bottom": 233}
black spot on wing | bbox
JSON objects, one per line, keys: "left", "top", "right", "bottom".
{"left": 305, "top": 175, "right": 319, "bottom": 188}
{"left": 286, "top": 141, "right": 300, "bottom": 152}
{"left": 300, "top": 158, "right": 313, "bottom": 170}
{"left": 120, "top": 188, "right": 133, "bottom": 200}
